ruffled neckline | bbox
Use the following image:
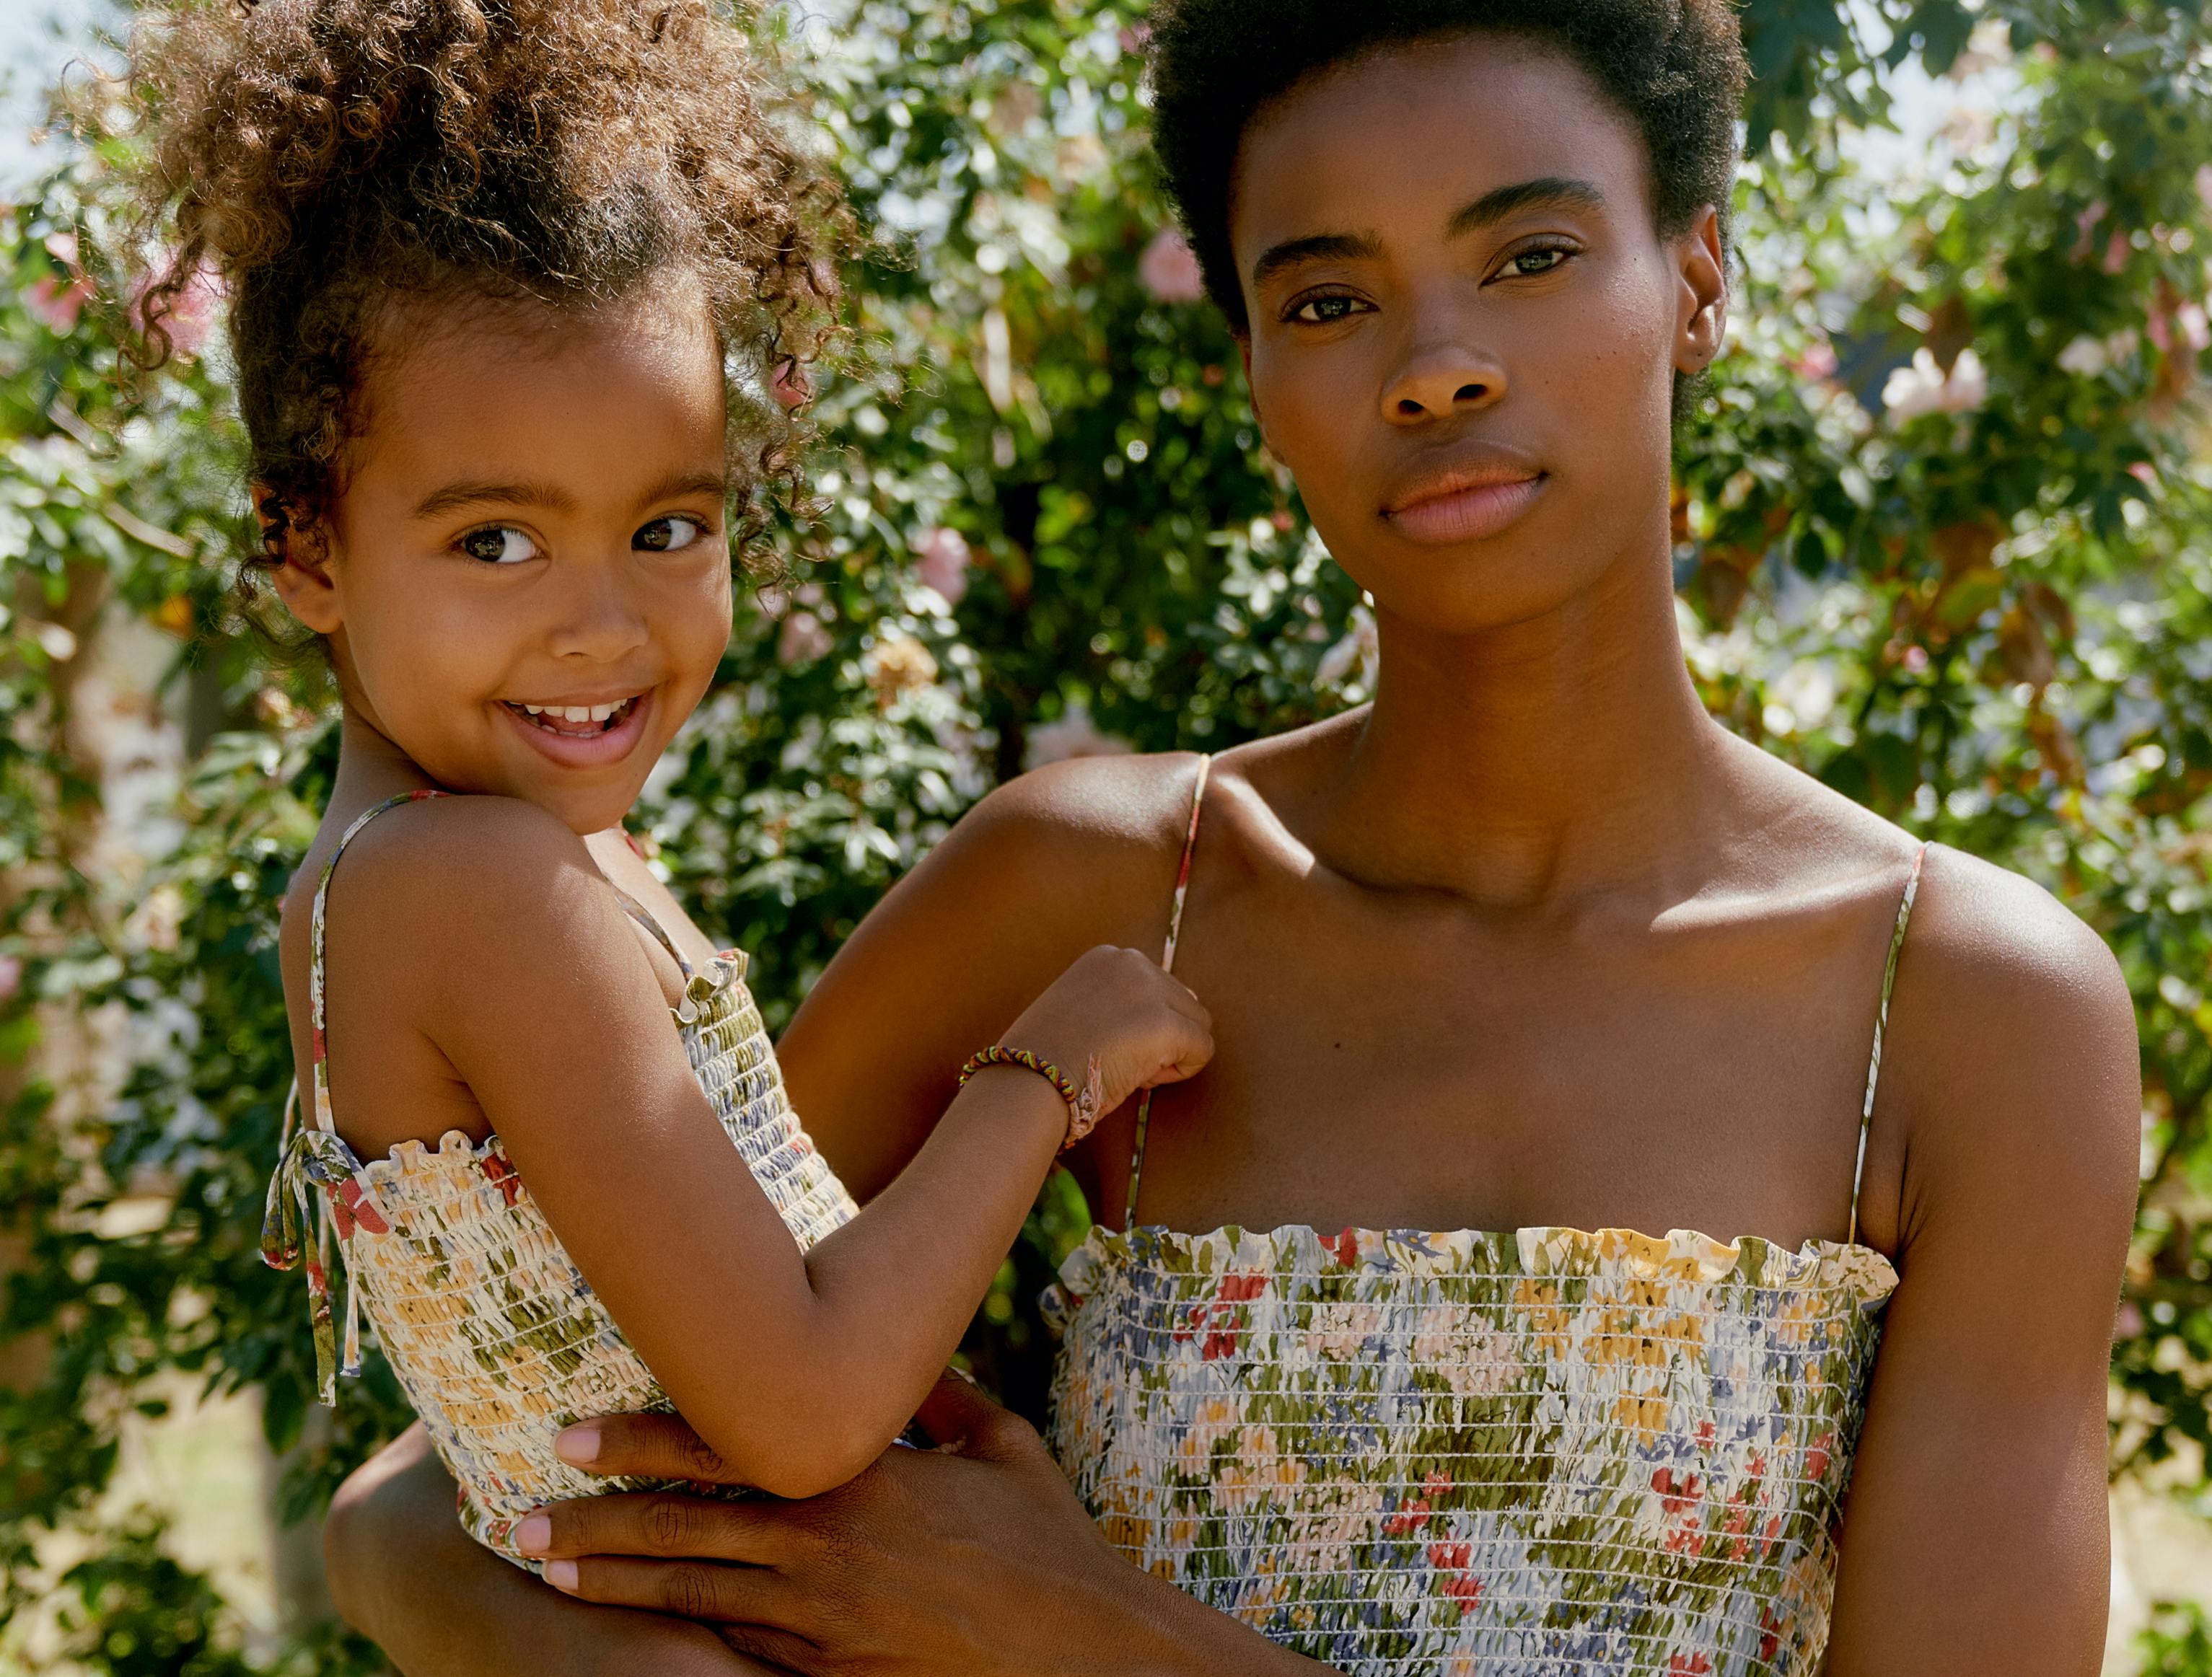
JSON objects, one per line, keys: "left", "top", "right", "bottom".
{"left": 1058, "top": 1220, "right": 1899, "bottom": 1305}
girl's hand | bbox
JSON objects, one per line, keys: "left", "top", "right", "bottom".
{"left": 520, "top": 1378, "right": 1331, "bottom": 1677}
{"left": 997, "top": 944, "right": 1214, "bottom": 1119}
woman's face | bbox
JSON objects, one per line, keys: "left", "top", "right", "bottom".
{"left": 273, "top": 286, "right": 735, "bottom": 835}
{"left": 1230, "top": 33, "right": 1726, "bottom": 635}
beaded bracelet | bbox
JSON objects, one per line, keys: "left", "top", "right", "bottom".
{"left": 957, "top": 1044, "right": 1107, "bottom": 1151}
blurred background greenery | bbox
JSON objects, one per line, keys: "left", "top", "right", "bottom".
{"left": 0, "top": 0, "right": 2208, "bottom": 1671}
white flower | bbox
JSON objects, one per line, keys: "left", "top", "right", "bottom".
{"left": 1316, "top": 606, "right": 1379, "bottom": 693}
{"left": 1024, "top": 700, "right": 1133, "bottom": 769}
{"left": 2055, "top": 335, "right": 2108, "bottom": 377}
{"left": 1882, "top": 347, "right": 1985, "bottom": 423}
{"left": 1138, "top": 228, "right": 1206, "bottom": 304}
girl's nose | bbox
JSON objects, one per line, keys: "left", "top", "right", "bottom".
{"left": 546, "top": 563, "right": 651, "bottom": 664}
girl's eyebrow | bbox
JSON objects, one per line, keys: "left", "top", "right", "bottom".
{"left": 413, "top": 478, "right": 576, "bottom": 521}
{"left": 636, "top": 470, "right": 731, "bottom": 509}
{"left": 1249, "top": 177, "right": 1607, "bottom": 291}
{"left": 410, "top": 470, "right": 727, "bottom": 523}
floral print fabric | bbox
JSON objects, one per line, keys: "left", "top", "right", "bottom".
{"left": 262, "top": 795, "right": 858, "bottom": 1570}
{"left": 1045, "top": 1221, "right": 1897, "bottom": 1676}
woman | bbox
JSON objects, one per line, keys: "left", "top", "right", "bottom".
{"left": 323, "top": 2, "right": 2139, "bottom": 1672}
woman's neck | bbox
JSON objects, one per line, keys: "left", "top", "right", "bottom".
{"left": 1314, "top": 550, "right": 1733, "bottom": 909}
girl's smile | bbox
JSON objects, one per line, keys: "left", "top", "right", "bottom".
{"left": 499, "top": 690, "right": 656, "bottom": 768}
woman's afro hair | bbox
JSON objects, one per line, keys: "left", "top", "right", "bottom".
{"left": 1146, "top": 0, "right": 1749, "bottom": 328}
{"left": 128, "top": 0, "right": 843, "bottom": 573}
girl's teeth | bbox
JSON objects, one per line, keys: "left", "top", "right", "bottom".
{"left": 511, "top": 697, "right": 634, "bottom": 732}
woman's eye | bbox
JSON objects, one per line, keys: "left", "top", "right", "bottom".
{"left": 457, "top": 526, "right": 540, "bottom": 565}
{"left": 635, "top": 515, "right": 706, "bottom": 553}
{"left": 1501, "top": 247, "right": 1571, "bottom": 279}
{"left": 1289, "top": 294, "right": 1371, "bottom": 325}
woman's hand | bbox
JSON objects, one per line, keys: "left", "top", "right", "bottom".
{"left": 520, "top": 1376, "right": 1330, "bottom": 1677}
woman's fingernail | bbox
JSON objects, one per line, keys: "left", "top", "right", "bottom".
{"left": 545, "top": 1559, "right": 579, "bottom": 1591}
{"left": 554, "top": 1425, "right": 600, "bottom": 1466}
{"left": 514, "top": 1515, "right": 551, "bottom": 1554}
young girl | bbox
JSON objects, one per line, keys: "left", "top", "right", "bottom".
{"left": 130, "top": 0, "right": 1211, "bottom": 1567}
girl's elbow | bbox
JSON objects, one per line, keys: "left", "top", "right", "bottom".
{"left": 732, "top": 1417, "right": 895, "bottom": 1501}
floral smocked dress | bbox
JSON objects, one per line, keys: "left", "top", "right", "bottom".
{"left": 261, "top": 792, "right": 859, "bottom": 1567}
{"left": 1044, "top": 757, "right": 1921, "bottom": 1677}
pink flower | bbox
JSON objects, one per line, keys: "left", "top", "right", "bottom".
{"left": 772, "top": 358, "right": 812, "bottom": 410}
{"left": 157, "top": 265, "right": 223, "bottom": 361}
{"left": 2103, "top": 229, "right": 2131, "bottom": 276}
{"left": 1138, "top": 228, "right": 1206, "bottom": 304}
{"left": 23, "top": 273, "right": 93, "bottom": 335}
{"left": 777, "top": 609, "right": 833, "bottom": 666}
{"left": 914, "top": 526, "right": 971, "bottom": 606}
{"left": 2196, "top": 164, "right": 2212, "bottom": 216}
{"left": 1788, "top": 339, "right": 1838, "bottom": 381}
{"left": 0, "top": 955, "right": 20, "bottom": 1004}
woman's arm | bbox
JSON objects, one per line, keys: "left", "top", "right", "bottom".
{"left": 522, "top": 1376, "right": 1340, "bottom": 1677}
{"left": 360, "top": 794, "right": 1206, "bottom": 1499}
{"left": 322, "top": 1425, "right": 756, "bottom": 1677}
{"left": 1824, "top": 849, "right": 2141, "bottom": 1674}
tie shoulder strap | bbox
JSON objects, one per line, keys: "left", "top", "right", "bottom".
{"left": 271, "top": 788, "right": 444, "bottom": 1402}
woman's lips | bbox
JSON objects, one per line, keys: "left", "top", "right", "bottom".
{"left": 499, "top": 691, "right": 654, "bottom": 769}
{"left": 1384, "top": 472, "right": 1548, "bottom": 545}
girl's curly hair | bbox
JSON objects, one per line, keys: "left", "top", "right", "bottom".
{"left": 128, "top": 0, "right": 842, "bottom": 589}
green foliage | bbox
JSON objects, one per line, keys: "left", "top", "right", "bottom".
{"left": 1, "top": 0, "right": 2208, "bottom": 1668}
{"left": 2138, "top": 1601, "right": 2212, "bottom": 1677}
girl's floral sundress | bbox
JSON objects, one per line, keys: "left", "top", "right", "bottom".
{"left": 261, "top": 792, "right": 858, "bottom": 1568}
{"left": 1045, "top": 757, "right": 1919, "bottom": 1676}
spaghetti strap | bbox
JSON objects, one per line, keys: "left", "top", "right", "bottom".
{"left": 1849, "top": 842, "right": 1928, "bottom": 1246}
{"left": 606, "top": 881, "right": 693, "bottom": 977}
{"left": 268, "top": 788, "right": 447, "bottom": 1401}
{"left": 1122, "top": 755, "right": 1211, "bottom": 1231}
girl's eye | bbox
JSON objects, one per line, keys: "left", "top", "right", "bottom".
{"left": 635, "top": 515, "right": 707, "bottom": 553}
{"left": 458, "top": 526, "right": 540, "bottom": 565}
{"left": 1501, "top": 247, "right": 1573, "bottom": 279}
{"left": 1289, "top": 294, "right": 1372, "bottom": 326}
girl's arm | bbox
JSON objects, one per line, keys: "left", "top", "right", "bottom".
{"left": 343, "top": 794, "right": 1208, "bottom": 1500}
{"left": 1822, "top": 848, "right": 2140, "bottom": 1674}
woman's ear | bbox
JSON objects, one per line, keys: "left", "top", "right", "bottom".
{"left": 1673, "top": 205, "right": 1729, "bottom": 376}
{"left": 254, "top": 485, "right": 344, "bottom": 635}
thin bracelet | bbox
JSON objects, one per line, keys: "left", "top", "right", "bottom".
{"left": 957, "top": 1045, "right": 1107, "bottom": 1151}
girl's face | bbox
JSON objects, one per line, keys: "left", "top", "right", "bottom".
{"left": 273, "top": 287, "right": 735, "bottom": 835}
{"left": 1230, "top": 34, "right": 1727, "bottom": 635}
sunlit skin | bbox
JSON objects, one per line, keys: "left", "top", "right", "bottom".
{"left": 327, "top": 36, "right": 2139, "bottom": 1677}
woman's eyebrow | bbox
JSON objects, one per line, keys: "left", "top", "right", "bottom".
{"left": 1250, "top": 230, "right": 1384, "bottom": 289}
{"left": 1447, "top": 176, "right": 1608, "bottom": 238}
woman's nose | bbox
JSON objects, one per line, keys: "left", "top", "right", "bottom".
{"left": 1379, "top": 330, "right": 1508, "bottom": 426}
